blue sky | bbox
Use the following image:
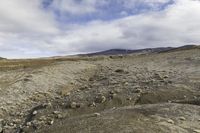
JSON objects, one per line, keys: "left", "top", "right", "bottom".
{"left": 43, "top": 0, "right": 174, "bottom": 24}
{"left": 0, "top": 0, "right": 200, "bottom": 58}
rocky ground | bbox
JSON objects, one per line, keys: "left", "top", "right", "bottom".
{"left": 0, "top": 46, "right": 200, "bottom": 133}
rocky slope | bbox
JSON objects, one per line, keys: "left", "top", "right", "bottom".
{"left": 0, "top": 46, "right": 200, "bottom": 133}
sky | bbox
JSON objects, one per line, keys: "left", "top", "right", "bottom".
{"left": 0, "top": 0, "right": 200, "bottom": 58}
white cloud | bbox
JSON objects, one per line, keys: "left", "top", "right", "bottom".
{"left": 0, "top": 0, "right": 200, "bottom": 58}
{"left": 0, "top": 0, "right": 58, "bottom": 34}
{"left": 46, "top": 0, "right": 200, "bottom": 53}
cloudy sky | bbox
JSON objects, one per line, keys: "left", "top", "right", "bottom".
{"left": 0, "top": 0, "right": 200, "bottom": 58}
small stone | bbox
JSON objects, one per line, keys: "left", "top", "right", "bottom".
{"left": 32, "top": 111, "right": 38, "bottom": 115}
{"left": 95, "top": 95, "right": 106, "bottom": 103}
{"left": 127, "top": 97, "right": 132, "bottom": 101}
{"left": 88, "top": 102, "right": 96, "bottom": 107}
{"left": 101, "top": 96, "right": 106, "bottom": 103}
{"left": 32, "top": 120, "right": 42, "bottom": 128}
{"left": 124, "top": 82, "right": 129, "bottom": 86}
{"left": 53, "top": 111, "right": 60, "bottom": 114}
{"left": 9, "top": 123, "right": 14, "bottom": 126}
{"left": 109, "top": 91, "right": 115, "bottom": 94}
{"left": 39, "top": 116, "right": 47, "bottom": 121}
{"left": 0, "top": 127, "right": 2, "bottom": 133}
{"left": 13, "top": 119, "right": 21, "bottom": 124}
{"left": 135, "top": 88, "right": 142, "bottom": 93}
{"left": 110, "top": 93, "right": 117, "bottom": 99}
{"left": 70, "top": 102, "right": 80, "bottom": 109}
{"left": 79, "top": 86, "right": 88, "bottom": 90}
{"left": 194, "top": 129, "right": 200, "bottom": 133}
{"left": 179, "top": 117, "right": 186, "bottom": 121}
{"left": 168, "top": 100, "right": 172, "bottom": 103}
{"left": 94, "top": 113, "right": 100, "bottom": 117}
{"left": 70, "top": 102, "right": 77, "bottom": 109}
{"left": 167, "top": 119, "right": 174, "bottom": 124}
{"left": 57, "top": 114, "right": 63, "bottom": 119}
{"left": 26, "top": 122, "right": 32, "bottom": 126}
{"left": 163, "top": 75, "right": 169, "bottom": 79}
{"left": 48, "top": 120, "right": 54, "bottom": 125}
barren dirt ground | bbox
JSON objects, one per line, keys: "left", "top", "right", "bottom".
{"left": 0, "top": 47, "right": 200, "bottom": 133}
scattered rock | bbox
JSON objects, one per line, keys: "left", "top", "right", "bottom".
{"left": 167, "top": 119, "right": 174, "bottom": 124}
{"left": 39, "top": 116, "right": 47, "bottom": 121}
{"left": 57, "top": 114, "right": 63, "bottom": 119}
{"left": 154, "top": 73, "right": 163, "bottom": 80}
{"left": 124, "top": 82, "right": 129, "bottom": 86}
{"left": 110, "top": 80, "right": 118, "bottom": 85}
{"left": 33, "top": 111, "right": 38, "bottom": 115}
{"left": 135, "top": 88, "right": 142, "bottom": 93}
{"left": 26, "top": 122, "right": 32, "bottom": 126}
{"left": 179, "top": 117, "right": 186, "bottom": 121}
{"left": 48, "top": 120, "right": 54, "bottom": 125}
{"left": 194, "top": 129, "right": 200, "bottom": 133}
{"left": 58, "top": 85, "right": 73, "bottom": 97}
{"left": 95, "top": 95, "right": 106, "bottom": 103}
{"left": 168, "top": 100, "right": 172, "bottom": 103}
{"left": 70, "top": 102, "right": 81, "bottom": 109}
{"left": 79, "top": 86, "right": 88, "bottom": 90}
{"left": 32, "top": 120, "right": 41, "bottom": 128}
{"left": 43, "top": 102, "right": 52, "bottom": 108}
{"left": 93, "top": 113, "right": 100, "bottom": 117}
{"left": 109, "top": 91, "right": 115, "bottom": 95}
{"left": 53, "top": 111, "right": 60, "bottom": 115}
{"left": 9, "top": 123, "right": 14, "bottom": 126}
{"left": 0, "top": 127, "right": 2, "bottom": 133}
{"left": 127, "top": 97, "right": 132, "bottom": 101}
{"left": 88, "top": 102, "right": 96, "bottom": 107}
{"left": 163, "top": 75, "right": 169, "bottom": 79}
{"left": 13, "top": 119, "right": 21, "bottom": 124}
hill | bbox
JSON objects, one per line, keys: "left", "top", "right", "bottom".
{"left": 0, "top": 45, "right": 199, "bottom": 133}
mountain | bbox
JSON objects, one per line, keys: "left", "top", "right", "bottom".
{"left": 80, "top": 45, "right": 199, "bottom": 56}
{"left": 80, "top": 47, "right": 174, "bottom": 56}
{"left": 0, "top": 57, "right": 6, "bottom": 60}
{"left": 159, "top": 45, "right": 200, "bottom": 53}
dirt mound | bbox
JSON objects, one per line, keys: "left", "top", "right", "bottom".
{"left": 38, "top": 103, "right": 200, "bottom": 133}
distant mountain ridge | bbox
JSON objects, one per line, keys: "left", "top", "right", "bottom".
{"left": 80, "top": 47, "right": 173, "bottom": 56}
{"left": 80, "top": 45, "right": 199, "bottom": 56}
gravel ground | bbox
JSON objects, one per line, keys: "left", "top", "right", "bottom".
{"left": 0, "top": 47, "right": 200, "bottom": 133}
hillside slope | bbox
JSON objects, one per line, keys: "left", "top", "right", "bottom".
{"left": 0, "top": 46, "right": 199, "bottom": 133}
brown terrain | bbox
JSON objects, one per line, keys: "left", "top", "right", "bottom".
{"left": 0, "top": 46, "right": 200, "bottom": 133}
